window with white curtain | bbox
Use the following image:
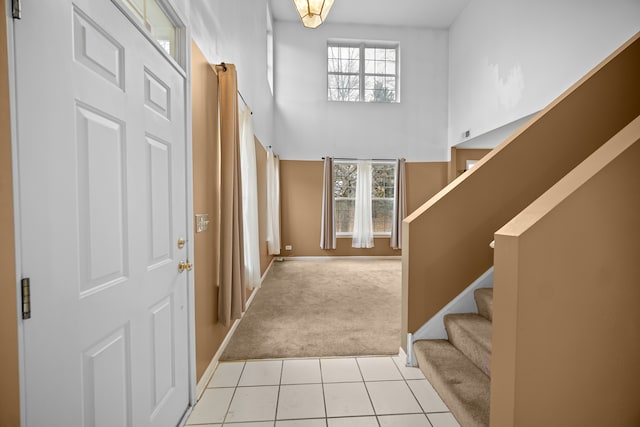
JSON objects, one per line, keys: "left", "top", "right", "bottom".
{"left": 239, "top": 106, "right": 261, "bottom": 289}
{"left": 334, "top": 161, "right": 396, "bottom": 236}
{"left": 266, "top": 150, "right": 281, "bottom": 255}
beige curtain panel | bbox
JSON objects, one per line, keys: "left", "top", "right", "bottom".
{"left": 216, "top": 63, "right": 246, "bottom": 326}
{"left": 391, "top": 158, "right": 406, "bottom": 249}
{"left": 320, "top": 156, "right": 336, "bottom": 250}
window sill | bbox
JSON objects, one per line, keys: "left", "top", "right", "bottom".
{"left": 327, "top": 99, "right": 401, "bottom": 104}
{"left": 336, "top": 234, "right": 392, "bottom": 239}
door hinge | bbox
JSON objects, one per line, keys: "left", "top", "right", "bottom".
{"left": 21, "top": 278, "right": 31, "bottom": 319}
{"left": 12, "top": 0, "right": 22, "bottom": 19}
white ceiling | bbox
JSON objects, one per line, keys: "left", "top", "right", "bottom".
{"left": 268, "top": 0, "right": 472, "bottom": 29}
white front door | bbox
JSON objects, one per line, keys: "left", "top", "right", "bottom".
{"left": 14, "top": 1, "right": 191, "bottom": 426}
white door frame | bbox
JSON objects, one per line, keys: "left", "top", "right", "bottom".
{"left": 5, "top": 0, "right": 197, "bottom": 424}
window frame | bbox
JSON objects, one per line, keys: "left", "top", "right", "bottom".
{"left": 334, "top": 160, "right": 396, "bottom": 238}
{"left": 333, "top": 160, "right": 357, "bottom": 237}
{"left": 327, "top": 41, "right": 400, "bottom": 103}
{"left": 266, "top": 2, "right": 274, "bottom": 95}
{"left": 117, "top": 0, "right": 186, "bottom": 70}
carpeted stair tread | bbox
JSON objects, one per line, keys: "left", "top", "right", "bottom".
{"left": 444, "top": 313, "right": 492, "bottom": 377}
{"left": 474, "top": 288, "right": 493, "bottom": 321}
{"left": 414, "top": 339, "right": 490, "bottom": 427}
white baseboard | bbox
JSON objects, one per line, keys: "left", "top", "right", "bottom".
{"left": 404, "top": 334, "right": 416, "bottom": 367}
{"left": 283, "top": 256, "right": 401, "bottom": 261}
{"left": 398, "top": 346, "right": 406, "bottom": 358}
{"left": 194, "top": 261, "right": 268, "bottom": 401}
{"left": 260, "top": 257, "right": 275, "bottom": 282}
{"left": 194, "top": 319, "right": 239, "bottom": 401}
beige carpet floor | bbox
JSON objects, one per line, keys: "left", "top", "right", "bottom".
{"left": 220, "top": 259, "right": 401, "bottom": 360}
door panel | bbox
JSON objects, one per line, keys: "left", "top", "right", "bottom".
{"left": 15, "top": 1, "right": 190, "bottom": 426}
{"left": 76, "top": 104, "right": 129, "bottom": 296}
{"left": 82, "top": 326, "right": 132, "bottom": 427}
{"left": 147, "top": 135, "right": 173, "bottom": 267}
{"left": 73, "top": 7, "right": 125, "bottom": 90}
{"left": 150, "top": 297, "right": 175, "bottom": 411}
{"left": 144, "top": 69, "right": 171, "bottom": 119}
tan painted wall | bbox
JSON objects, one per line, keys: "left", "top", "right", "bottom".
{"left": 405, "top": 162, "right": 449, "bottom": 214}
{"left": 280, "top": 160, "right": 447, "bottom": 257}
{"left": 402, "top": 33, "right": 640, "bottom": 344}
{"left": 0, "top": 0, "right": 21, "bottom": 424}
{"left": 191, "top": 41, "right": 271, "bottom": 381}
{"left": 492, "top": 116, "right": 640, "bottom": 426}
{"left": 449, "top": 148, "right": 492, "bottom": 183}
{"left": 191, "top": 40, "right": 230, "bottom": 380}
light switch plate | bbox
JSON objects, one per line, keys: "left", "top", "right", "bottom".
{"left": 195, "top": 214, "right": 209, "bottom": 233}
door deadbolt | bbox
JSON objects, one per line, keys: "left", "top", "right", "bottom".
{"left": 178, "top": 261, "right": 192, "bottom": 273}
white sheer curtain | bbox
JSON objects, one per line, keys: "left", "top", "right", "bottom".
{"left": 391, "top": 158, "right": 406, "bottom": 249}
{"left": 352, "top": 160, "right": 374, "bottom": 248}
{"left": 266, "top": 148, "right": 281, "bottom": 255}
{"left": 239, "top": 106, "right": 261, "bottom": 289}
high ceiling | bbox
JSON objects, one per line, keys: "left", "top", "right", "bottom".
{"left": 268, "top": 0, "right": 472, "bottom": 29}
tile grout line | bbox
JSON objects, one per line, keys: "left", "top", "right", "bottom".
{"left": 396, "top": 356, "right": 431, "bottom": 416}
{"left": 318, "top": 358, "right": 329, "bottom": 427}
{"left": 274, "top": 359, "right": 284, "bottom": 424}
{"left": 392, "top": 355, "right": 446, "bottom": 425}
{"left": 370, "top": 356, "right": 438, "bottom": 425}
{"left": 396, "top": 359, "right": 457, "bottom": 422}
{"left": 354, "top": 357, "right": 382, "bottom": 427}
{"left": 220, "top": 361, "right": 247, "bottom": 426}
{"left": 384, "top": 355, "right": 422, "bottom": 425}
{"left": 206, "top": 357, "right": 454, "bottom": 427}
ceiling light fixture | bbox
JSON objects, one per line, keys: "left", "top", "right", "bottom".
{"left": 293, "top": 0, "right": 334, "bottom": 29}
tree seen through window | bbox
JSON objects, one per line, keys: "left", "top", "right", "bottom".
{"left": 334, "top": 162, "right": 395, "bottom": 234}
{"left": 328, "top": 42, "right": 398, "bottom": 103}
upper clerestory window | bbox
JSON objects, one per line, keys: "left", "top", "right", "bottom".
{"left": 327, "top": 41, "right": 399, "bottom": 103}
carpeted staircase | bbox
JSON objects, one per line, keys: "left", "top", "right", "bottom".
{"left": 413, "top": 288, "right": 493, "bottom": 427}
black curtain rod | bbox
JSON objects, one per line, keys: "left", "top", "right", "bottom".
{"left": 237, "top": 91, "right": 252, "bottom": 115}
{"left": 217, "top": 62, "right": 252, "bottom": 115}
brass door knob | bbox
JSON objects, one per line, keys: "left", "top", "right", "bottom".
{"left": 178, "top": 261, "right": 193, "bottom": 273}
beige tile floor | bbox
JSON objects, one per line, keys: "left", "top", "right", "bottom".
{"left": 186, "top": 355, "right": 459, "bottom": 427}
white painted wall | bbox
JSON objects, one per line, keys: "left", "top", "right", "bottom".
{"left": 274, "top": 21, "right": 449, "bottom": 161}
{"left": 172, "top": 0, "right": 275, "bottom": 148}
{"left": 455, "top": 112, "right": 537, "bottom": 149}
{"left": 448, "top": 0, "right": 640, "bottom": 146}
